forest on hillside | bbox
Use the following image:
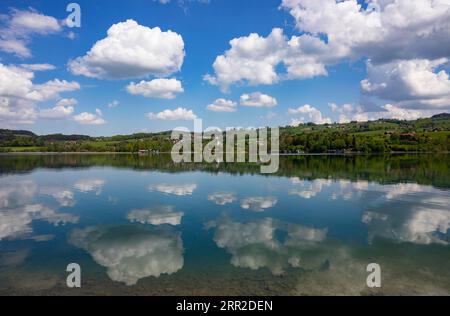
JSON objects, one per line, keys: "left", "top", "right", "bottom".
{"left": 1, "top": 114, "right": 450, "bottom": 154}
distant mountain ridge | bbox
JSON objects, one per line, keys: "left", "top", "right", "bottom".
{"left": 1, "top": 113, "right": 450, "bottom": 140}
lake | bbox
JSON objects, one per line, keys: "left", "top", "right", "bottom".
{"left": 0, "top": 154, "right": 449, "bottom": 295}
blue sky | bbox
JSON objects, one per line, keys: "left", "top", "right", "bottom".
{"left": 1, "top": 0, "right": 449, "bottom": 136}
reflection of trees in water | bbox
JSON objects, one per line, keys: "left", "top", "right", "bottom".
{"left": 1, "top": 154, "right": 450, "bottom": 188}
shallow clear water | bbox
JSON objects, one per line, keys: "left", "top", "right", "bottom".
{"left": 0, "top": 154, "right": 449, "bottom": 295}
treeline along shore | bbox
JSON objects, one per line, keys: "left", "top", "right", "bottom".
{"left": 1, "top": 114, "right": 450, "bottom": 154}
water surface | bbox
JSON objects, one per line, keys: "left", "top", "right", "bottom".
{"left": 0, "top": 154, "right": 449, "bottom": 295}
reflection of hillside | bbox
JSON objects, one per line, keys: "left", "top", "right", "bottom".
{"left": 1, "top": 154, "right": 450, "bottom": 188}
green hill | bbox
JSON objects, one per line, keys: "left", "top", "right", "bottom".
{"left": 1, "top": 114, "right": 449, "bottom": 153}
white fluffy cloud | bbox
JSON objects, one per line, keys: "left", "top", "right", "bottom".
{"left": 206, "top": 98, "right": 237, "bottom": 112}
{"left": 68, "top": 20, "right": 185, "bottom": 79}
{"left": 74, "top": 179, "right": 106, "bottom": 194}
{"left": 330, "top": 102, "right": 439, "bottom": 123}
{"left": 207, "top": 216, "right": 328, "bottom": 275}
{"left": 39, "top": 100, "right": 76, "bottom": 120}
{"left": 126, "top": 78, "right": 184, "bottom": 99}
{"left": 240, "top": 92, "right": 277, "bottom": 107}
{"left": 73, "top": 111, "right": 106, "bottom": 125}
{"left": 147, "top": 107, "right": 197, "bottom": 120}
{"left": 8, "top": 9, "right": 61, "bottom": 34}
{"left": 0, "top": 179, "right": 78, "bottom": 240}
{"left": 55, "top": 98, "right": 77, "bottom": 107}
{"left": 69, "top": 225, "right": 184, "bottom": 285}
{"left": 127, "top": 206, "right": 184, "bottom": 226}
{"left": 0, "top": 63, "right": 80, "bottom": 125}
{"left": 362, "top": 58, "right": 450, "bottom": 108}
{"left": 149, "top": 183, "right": 197, "bottom": 196}
{"left": 0, "top": 9, "right": 62, "bottom": 58}
{"left": 0, "top": 204, "right": 79, "bottom": 240}
{"left": 107, "top": 100, "right": 120, "bottom": 108}
{"left": 329, "top": 103, "right": 369, "bottom": 123}
{"left": 206, "top": 0, "right": 450, "bottom": 116}
{"left": 0, "top": 98, "right": 36, "bottom": 125}
{"left": 281, "top": 0, "right": 450, "bottom": 64}
{"left": 40, "top": 187, "right": 76, "bottom": 207}
{"left": 282, "top": 0, "right": 450, "bottom": 112}
{"left": 361, "top": 183, "right": 450, "bottom": 245}
{"left": 288, "top": 104, "right": 332, "bottom": 124}
{"left": 204, "top": 28, "right": 327, "bottom": 91}
{"left": 240, "top": 196, "right": 278, "bottom": 212}
{"left": 20, "top": 63, "right": 56, "bottom": 71}
{"left": 204, "top": 29, "right": 286, "bottom": 89}
{"left": 0, "top": 64, "right": 79, "bottom": 102}
{"left": 208, "top": 192, "right": 237, "bottom": 205}
{"left": 289, "top": 178, "right": 332, "bottom": 199}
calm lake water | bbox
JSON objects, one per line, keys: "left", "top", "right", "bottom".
{"left": 0, "top": 154, "right": 449, "bottom": 295}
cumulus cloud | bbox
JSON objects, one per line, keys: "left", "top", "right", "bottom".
{"left": 208, "top": 192, "right": 237, "bottom": 205}
{"left": 281, "top": 0, "right": 450, "bottom": 64}
{"left": 240, "top": 196, "right": 278, "bottom": 212}
{"left": 126, "top": 78, "right": 183, "bottom": 99}
{"left": 0, "top": 9, "right": 62, "bottom": 58}
{"left": 240, "top": 92, "right": 277, "bottom": 107}
{"left": 149, "top": 183, "right": 197, "bottom": 196}
{"left": 68, "top": 20, "right": 185, "bottom": 79}
{"left": 0, "top": 179, "right": 37, "bottom": 209}
{"left": 206, "top": 0, "right": 450, "bottom": 116}
{"left": 361, "top": 183, "right": 450, "bottom": 245}
{"left": 0, "top": 179, "right": 78, "bottom": 240}
{"left": 288, "top": 104, "right": 332, "bottom": 124}
{"left": 73, "top": 112, "right": 106, "bottom": 125}
{"left": 38, "top": 99, "right": 77, "bottom": 120}
{"left": 206, "top": 98, "right": 237, "bottom": 112}
{"left": 289, "top": 178, "right": 333, "bottom": 199}
{"left": 204, "top": 28, "right": 327, "bottom": 91}
{"left": 0, "top": 64, "right": 80, "bottom": 125}
{"left": 55, "top": 98, "right": 77, "bottom": 107}
{"left": 147, "top": 107, "right": 197, "bottom": 120}
{"left": 40, "top": 187, "right": 76, "bottom": 207}
{"left": 20, "top": 63, "right": 56, "bottom": 71}
{"left": 207, "top": 216, "right": 327, "bottom": 275}
{"left": 361, "top": 58, "right": 450, "bottom": 109}
{"left": 330, "top": 102, "right": 439, "bottom": 123}
{"left": 127, "top": 205, "right": 184, "bottom": 226}
{"left": 31, "top": 79, "right": 80, "bottom": 102}
{"left": 69, "top": 225, "right": 184, "bottom": 285}
{"left": 0, "top": 64, "right": 80, "bottom": 102}
{"left": 0, "top": 97, "right": 37, "bottom": 125}
{"left": 0, "top": 204, "right": 79, "bottom": 240}
{"left": 74, "top": 179, "right": 106, "bottom": 194}
{"left": 282, "top": 0, "right": 450, "bottom": 112}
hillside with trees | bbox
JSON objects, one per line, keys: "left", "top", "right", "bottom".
{"left": 1, "top": 114, "right": 449, "bottom": 154}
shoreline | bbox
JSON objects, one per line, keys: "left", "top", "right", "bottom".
{"left": 0, "top": 151, "right": 449, "bottom": 156}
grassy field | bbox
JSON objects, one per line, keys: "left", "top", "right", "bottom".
{"left": 2, "top": 146, "right": 45, "bottom": 152}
